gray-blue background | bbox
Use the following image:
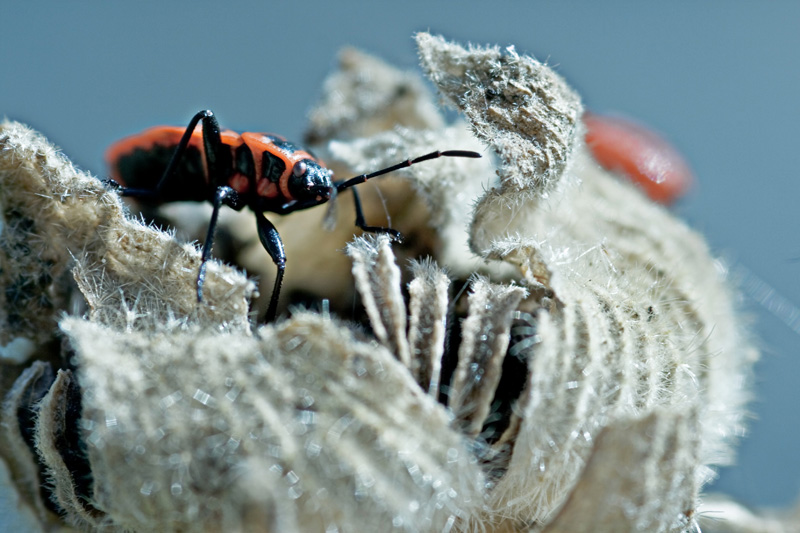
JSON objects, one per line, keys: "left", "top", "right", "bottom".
{"left": 2, "top": 1, "right": 798, "bottom": 511}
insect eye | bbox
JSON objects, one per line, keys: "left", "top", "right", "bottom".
{"left": 292, "top": 161, "right": 307, "bottom": 178}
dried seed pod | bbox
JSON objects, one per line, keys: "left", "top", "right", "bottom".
{"left": 541, "top": 410, "right": 701, "bottom": 533}
{"left": 406, "top": 259, "right": 450, "bottom": 399}
{"left": 447, "top": 279, "right": 527, "bottom": 440}
{"left": 0, "top": 33, "right": 760, "bottom": 533}
{"left": 347, "top": 236, "right": 411, "bottom": 366}
{"left": 305, "top": 47, "right": 445, "bottom": 144}
{"left": 58, "top": 314, "right": 485, "bottom": 532}
{"left": 416, "top": 32, "right": 583, "bottom": 196}
{"left": 413, "top": 33, "right": 757, "bottom": 531}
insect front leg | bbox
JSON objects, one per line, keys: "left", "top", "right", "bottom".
{"left": 196, "top": 186, "right": 241, "bottom": 302}
{"left": 255, "top": 213, "right": 286, "bottom": 323}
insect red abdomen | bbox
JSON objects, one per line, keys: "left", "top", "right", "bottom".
{"left": 584, "top": 113, "right": 693, "bottom": 205}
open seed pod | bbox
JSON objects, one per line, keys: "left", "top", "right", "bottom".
{"left": 0, "top": 33, "right": 761, "bottom": 532}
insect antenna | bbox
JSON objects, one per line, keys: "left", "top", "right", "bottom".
{"left": 335, "top": 150, "right": 481, "bottom": 192}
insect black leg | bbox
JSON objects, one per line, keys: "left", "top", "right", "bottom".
{"left": 196, "top": 186, "right": 240, "bottom": 302}
{"left": 255, "top": 213, "right": 286, "bottom": 323}
{"left": 348, "top": 186, "right": 403, "bottom": 242}
{"left": 112, "top": 110, "right": 224, "bottom": 198}
{"left": 158, "top": 110, "right": 222, "bottom": 191}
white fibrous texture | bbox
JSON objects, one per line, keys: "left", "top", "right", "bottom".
{"left": 61, "top": 315, "right": 485, "bottom": 532}
{"left": 0, "top": 32, "right": 762, "bottom": 533}
{"left": 416, "top": 33, "right": 583, "bottom": 196}
{"left": 414, "top": 34, "right": 756, "bottom": 531}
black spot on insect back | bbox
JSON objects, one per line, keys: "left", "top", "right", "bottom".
{"left": 270, "top": 139, "right": 300, "bottom": 155}
{"left": 261, "top": 151, "right": 286, "bottom": 183}
{"left": 235, "top": 144, "right": 255, "bottom": 181}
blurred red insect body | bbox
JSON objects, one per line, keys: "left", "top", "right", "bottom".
{"left": 584, "top": 113, "right": 693, "bottom": 205}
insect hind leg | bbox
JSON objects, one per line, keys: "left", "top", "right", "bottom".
{"left": 333, "top": 149, "right": 481, "bottom": 242}
{"left": 157, "top": 110, "right": 223, "bottom": 191}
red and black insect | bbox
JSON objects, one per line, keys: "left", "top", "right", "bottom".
{"left": 105, "top": 110, "right": 481, "bottom": 322}
{"left": 584, "top": 112, "right": 693, "bottom": 205}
